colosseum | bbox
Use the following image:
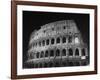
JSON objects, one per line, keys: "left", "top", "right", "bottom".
{"left": 25, "top": 20, "right": 89, "bottom": 68}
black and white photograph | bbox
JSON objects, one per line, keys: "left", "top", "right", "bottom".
{"left": 11, "top": 1, "right": 97, "bottom": 79}
{"left": 23, "top": 11, "right": 90, "bottom": 68}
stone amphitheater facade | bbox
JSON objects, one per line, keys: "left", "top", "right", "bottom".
{"left": 26, "top": 20, "right": 89, "bottom": 68}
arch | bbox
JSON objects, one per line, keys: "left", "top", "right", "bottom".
{"left": 39, "top": 41, "right": 41, "bottom": 46}
{"left": 29, "top": 53, "right": 33, "bottom": 59}
{"left": 68, "top": 48, "right": 73, "bottom": 56}
{"left": 62, "top": 49, "right": 66, "bottom": 56}
{"left": 35, "top": 43, "right": 37, "bottom": 46}
{"left": 75, "top": 61, "right": 80, "bottom": 66}
{"left": 40, "top": 63, "right": 42, "bottom": 68}
{"left": 46, "top": 39, "right": 49, "bottom": 45}
{"left": 68, "top": 62, "right": 73, "bottom": 66}
{"left": 35, "top": 63, "right": 38, "bottom": 68}
{"left": 62, "top": 37, "right": 66, "bottom": 43}
{"left": 55, "top": 62, "right": 59, "bottom": 67}
{"left": 45, "top": 50, "right": 49, "bottom": 57}
{"left": 51, "top": 38, "right": 55, "bottom": 44}
{"left": 49, "top": 62, "right": 53, "bottom": 67}
{"left": 43, "top": 30, "right": 46, "bottom": 33}
{"left": 36, "top": 52, "right": 39, "bottom": 58}
{"left": 75, "top": 48, "right": 79, "bottom": 56}
{"left": 56, "top": 37, "right": 60, "bottom": 43}
{"left": 56, "top": 49, "right": 60, "bottom": 56}
{"left": 30, "top": 52, "right": 34, "bottom": 59}
{"left": 52, "top": 28, "right": 54, "bottom": 31}
{"left": 40, "top": 51, "right": 44, "bottom": 58}
{"left": 50, "top": 50, "right": 54, "bottom": 57}
{"left": 44, "top": 63, "right": 48, "bottom": 67}
{"left": 32, "top": 64, "right": 34, "bottom": 68}
{"left": 82, "top": 48, "right": 85, "bottom": 56}
{"left": 75, "top": 36, "right": 79, "bottom": 43}
{"left": 63, "top": 26, "right": 66, "bottom": 29}
{"left": 68, "top": 36, "right": 72, "bottom": 43}
{"left": 62, "top": 62, "right": 67, "bottom": 66}
{"left": 42, "top": 40, "right": 45, "bottom": 46}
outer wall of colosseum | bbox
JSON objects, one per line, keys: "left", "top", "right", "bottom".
{"left": 25, "top": 20, "right": 89, "bottom": 68}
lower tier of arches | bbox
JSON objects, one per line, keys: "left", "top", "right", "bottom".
{"left": 25, "top": 58, "right": 89, "bottom": 68}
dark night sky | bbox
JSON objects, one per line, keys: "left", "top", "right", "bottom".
{"left": 23, "top": 11, "right": 89, "bottom": 67}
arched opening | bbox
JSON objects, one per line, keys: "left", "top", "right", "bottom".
{"left": 62, "top": 62, "right": 67, "bottom": 66}
{"left": 31, "top": 53, "right": 34, "bottom": 59}
{"left": 49, "top": 62, "right": 53, "bottom": 67}
{"left": 45, "top": 50, "right": 49, "bottom": 57}
{"left": 63, "top": 26, "right": 66, "bottom": 29}
{"left": 50, "top": 50, "right": 54, "bottom": 57}
{"left": 68, "top": 62, "right": 73, "bottom": 66}
{"left": 75, "top": 48, "right": 79, "bottom": 56}
{"left": 82, "top": 48, "right": 85, "bottom": 56}
{"left": 32, "top": 64, "right": 34, "bottom": 68}
{"left": 40, "top": 51, "right": 44, "bottom": 58}
{"left": 30, "top": 53, "right": 33, "bottom": 59}
{"left": 34, "top": 64, "right": 36, "bottom": 68}
{"left": 75, "top": 61, "right": 80, "bottom": 66}
{"left": 35, "top": 43, "right": 37, "bottom": 47}
{"left": 36, "top": 63, "right": 38, "bottom": 68}
{"left": 56, "top": 37, "right": 60, "bottom": 43}
{"left": 40, "top": 63, "right": 42, "bottom": 68}
{"left": 42, "top": 40, "right": 45, "bottom": 46}
{"left": 55, "top": 62, "right": 59, "bottom": 67}
{"left": 52, "top": 28, "right": 54, "bottom": 31}
{"left": 36, "top": 52, "right": 39, "bottom": 58}
{"left": 46, "top": 39, "right": 49, "bottom": 45}
{"left": 51, "top": 38, "right": 55, "bottom": 44}
{"left": 39, "top": 41, "right": 41, "bottom": 46}
{"left": 44, "top": 63, "right": 48, "bottom": 67}
{"left": 62, "top": 49, "right": 66, "bottom": 56}
{"left": 68, "top": 36, "right": 72, "bottom": 43}
{"left": 75, "top": 37, "right": 79, "bottom": 43}
{"left": 62, "top": 37, "right": 66, "bottom": 43}
{"left": 56, "top": 49, "right": 60, "bottom": 56}
{"left": 69, "top": 48, "right": 73, "bottom": 56}
{"left": 43, "top": 30, "right": 46, "bottom": 33}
